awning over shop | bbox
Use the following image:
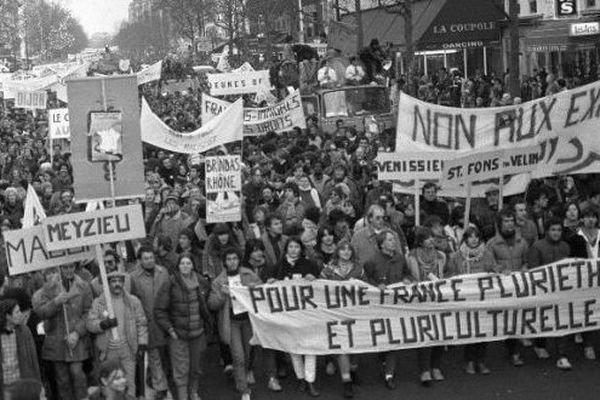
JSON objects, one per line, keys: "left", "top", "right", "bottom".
{"left": 417, "top": 0, "right": 507, "bottom": 50}
{"left": 525, "top": 20, "right": 600, "bottom": 52}
{"left": 341, "top": 0, "right": 506, "bottom": 51}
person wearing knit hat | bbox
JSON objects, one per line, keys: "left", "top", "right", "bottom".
{"left": 151, "top": 189, "right": 194, "bottom": 243}
{"left": 87, "top": 263, "right": 148, "bottom": 398}
{"left": 0, "top": 298, "right": 41, "bottom": 393}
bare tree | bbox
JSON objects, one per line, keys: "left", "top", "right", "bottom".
{"left": 245, "top": 0, "right": 292, "bottom": 58}
{"left": 212, "top": 0, "right": 247, "bottom": 59}
{"left": 157, "top": 0, "right": 215, "bottom": 57}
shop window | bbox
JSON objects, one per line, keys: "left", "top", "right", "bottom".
{"left": 587, "top": 0, "right": 596, "bottom": 7}
{"left": 529, "top": 0, "right": 537, "bottom": 13}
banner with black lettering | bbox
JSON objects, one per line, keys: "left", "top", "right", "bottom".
{"left": 205, "top": 155, "right": 242, "bottom": 223}
{"left": 390, "top": 81, "right": 600, "bottom": 197}
{"left": 202, "top": 90, "right": 306, "bottom": 135}
{"left": 207, "top": 70, "right": 270, "bottom": 96}
{"left": 231, "top": 259, "right": 600, "bottom": 355}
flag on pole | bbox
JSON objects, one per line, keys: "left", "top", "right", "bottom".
{"left": 22, "top": 185, "right": 47, "bottom": 228}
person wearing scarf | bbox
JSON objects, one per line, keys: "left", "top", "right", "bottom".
{"left": 407, "top": 227, "right": 446, "bottom": 387}
{"left": 154, "top": 253, "right": 211, "bottom": 400}
{"left": 320, "top": 241, "right": 363, "bottom": 398}
{"left": 448, "top": 227, "right": 497, "bottom": 375}
{"left": 271, "top": 237, "right": 320, "bottom": 397}
{"left": 209, "top": 248, "right": 262, "bottom": 400}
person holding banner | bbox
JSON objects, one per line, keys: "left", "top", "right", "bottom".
{"left": 129, "top": 247, "right": 171, "bottom": 400}
{"left": 271, "top": 237, "right": 320, "bottom": 397}
{"left": 208, "top": 248, "right": 262, "bottom": 400}
{"left": 447, "top": 227, "right": 497, "bottom": 375}
{"left": 32, "top": 265, "right": 92, "bottom": 400}
{"left": 486, "top": 209, "right": 527, "bottom": 367}
{"left": 154, "top": 253, "right": 211, "bottom": 400}
{"left": 527, "top": 218, "right": 573, "bottom": 369}
{"left": 407, "top": 227, "right": 446, "bottom": 386}
{"left": 87, "top": 271, "right": 147, "bottom": 398}
{"left": 363, "top": 229, "right": 411, "bottom": 390}
{"left": 320, "top": 241, "right": 363, "bottom": 398}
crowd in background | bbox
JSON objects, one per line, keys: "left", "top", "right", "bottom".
{"left": 0, "top": 39, "right": 600, "bottom": 400}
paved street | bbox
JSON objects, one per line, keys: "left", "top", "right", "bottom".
{"left": 199, "top": 337, "right": 600, "bottom": 400}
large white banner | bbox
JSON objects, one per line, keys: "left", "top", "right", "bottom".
{"left": 202, "top": 91, "right": 306, "bottom": 135}
{"left": 231, "top": 258, "right": 600, "bottom": 355}
{"left": 141, "top": 97, "right": 243, "bottom": 154}
{"left": 205, "top": 155, "right": 242, "bottom": 223}
{"left": 207, "top": 70, "right": 270, "bottom": 96}
{"left": 48, "top": 108, "right": 70, "bottom": 140}
{"left": 391, "top": 81, "right": 600, "bottom": 197}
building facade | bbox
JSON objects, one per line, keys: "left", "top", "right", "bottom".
{"left": 505, "top": 0, "right": 600, "bottom": 80}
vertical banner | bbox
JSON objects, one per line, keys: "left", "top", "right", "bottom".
{"left": 67, "top": 76, "right": 145, "bottom": 202}
{"left": 205, "top": 155, "right": 242, "bottom": 223}
{"left": 48, "top": 108, "right": 71, "bottom": 140}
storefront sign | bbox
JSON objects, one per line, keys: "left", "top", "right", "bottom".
{"left": 42, "top": 204, "right": 145, "bottom": 251}
{"left": 416, "top": 0, "right": 505, "bottom": 51}
{"left": 557, "top": 0, "right": 577, "bottom": 17}
{"left": 432, "top": 22, "right": 496, "bottom": 34}
{"left": 570, "top": 22, "right": 600, "bottom": 36}
{"left": 231, "top": 259, "right": 600, "bottom": 355}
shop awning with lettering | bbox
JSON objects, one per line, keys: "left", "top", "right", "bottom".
{"left": 417, "top": 0, "right": 507, "bottom": 50}
{"left": 341, "top": 0, "right": 506, "bottom": 51}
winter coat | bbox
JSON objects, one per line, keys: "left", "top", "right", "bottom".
{"left": 528, "top": 238, "right": 571, "bottom": 269}
{"left": 364, "top": 250, "right": 411, "bottom": 285}
{"left": 129, "top": 264, "right": 170, "bottom": 348}
{"left": 151, "top": 210, "right": 194, "bottom": 242}
{"left": 32, "top": 276, "right": 92, "bottom": 362}
{"left": 208, "top": 268, "right": 262, "bottom": 345}
{"left": 0, "top": 325, "right": 40, "bottom": 399}
{"left": 351, "top": 226, "right": 404, "bottom": 268}
{"left": 87, "top": 292, "right": 148, "bottom": 359}
{"left": 486, "top": 233, "right": 529, "bottom": 273}
{"left": 154, "top": 272, "right": 211, "bottom": 340}
{"left": 260, "top": 232, "right": 288, "bottom": 270}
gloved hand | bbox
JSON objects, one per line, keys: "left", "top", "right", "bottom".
{"left": 99, "top": 318, "right": 118, "bottom": 331}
